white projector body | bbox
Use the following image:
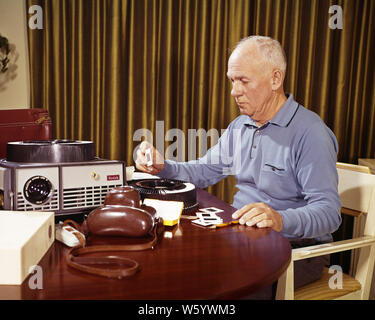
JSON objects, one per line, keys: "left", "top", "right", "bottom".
{"left": 0, "top": 159, "right": 125, "bottom": 216}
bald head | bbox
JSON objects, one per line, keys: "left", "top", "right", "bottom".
{"left": 232, "top": 36, "right": 287, "bottom": 76}
{"left": 226, "top": 35, "right": 288, "bottom": 125}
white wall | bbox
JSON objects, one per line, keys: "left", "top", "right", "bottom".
{"left": 0, "top": 0, "right": 30, "bottom": 109}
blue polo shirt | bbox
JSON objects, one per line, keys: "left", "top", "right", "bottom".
{"left": 159, "top": 94, "right": 342, "bottom": 242}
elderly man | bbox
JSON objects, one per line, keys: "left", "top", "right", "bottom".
{"left": 136, "top": 36, "right": 341, "bottom": 299}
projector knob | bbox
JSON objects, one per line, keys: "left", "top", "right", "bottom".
{"left": 91, "top": 172, "right": 99, "bottom": 180}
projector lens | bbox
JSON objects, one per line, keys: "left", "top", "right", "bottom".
{"left": 24, "top": 176, "right": 53, "bottom": 205}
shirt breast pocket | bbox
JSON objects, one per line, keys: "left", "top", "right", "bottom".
{"left": 259, "top": 163, "right": 297, "bottom": 199}
{"left": 262, "top": 163, "right": 286, "bottom": 176}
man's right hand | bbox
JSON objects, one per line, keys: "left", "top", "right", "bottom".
{"left": 135, "top": 141, "right": 165, "bottom": 175}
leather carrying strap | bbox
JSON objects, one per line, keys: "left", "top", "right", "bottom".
{"left": 64, "top": 220, "right": 161, "bottom": 279}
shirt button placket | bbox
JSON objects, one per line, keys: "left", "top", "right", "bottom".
{"left": 252, "top": 130, "right": 261, "bottom": 157}
{"left": 250, "top": 129, "right": 259, "bottom": 158}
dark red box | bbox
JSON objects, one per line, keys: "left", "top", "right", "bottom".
{"left": 0, "top": 108, "right": 52, "bottom": 159}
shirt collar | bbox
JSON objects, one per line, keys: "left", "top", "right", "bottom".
{"left": 269, "top": 93, "right": 299, "bottom": 127}
{"left": 243, "top": 93, "right": 299, "bottom": 128}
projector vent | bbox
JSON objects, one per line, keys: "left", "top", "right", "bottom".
{"left": 62, "top": 185, "right": 122, "bottom": 209}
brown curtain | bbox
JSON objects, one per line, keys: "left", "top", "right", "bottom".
{"left": 27, "top": 0, "right": 375, "bottom": 205}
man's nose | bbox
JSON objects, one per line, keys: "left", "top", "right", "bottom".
{"left": 231, "top": 81, "right": 243, "bottom": 97}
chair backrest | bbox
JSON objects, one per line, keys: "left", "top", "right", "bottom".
{"left": 336, "top": 162, "right": 371, "bottom": 174}
{"left": 337, "top": 168, "right": 375, "bottom": 236}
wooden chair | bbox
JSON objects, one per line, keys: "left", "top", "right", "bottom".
{"left": 336, "top": 162, "right": 371, "bottom": 174}
{"left": 336, "top": 163, "right": 371, "bottom": 275}
{"left": 276, "top": 167, "right": 375, "bottom": 300}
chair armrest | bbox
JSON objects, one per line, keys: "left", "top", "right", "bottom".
{"left": 292, "top": 236, "right": 375, "bottom": 261}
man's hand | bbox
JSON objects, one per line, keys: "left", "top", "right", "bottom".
{"left": 232, "top": 202, "right": 283, "bottom": 232}
{"left": 135, "top": 141, "right": 165, "bottom": 175}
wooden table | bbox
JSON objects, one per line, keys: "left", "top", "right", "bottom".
{"left": 0, "top": 189, "right": 291, "bottom": 300}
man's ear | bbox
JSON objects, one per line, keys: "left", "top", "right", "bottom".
{"left": 271, "top": 69, "right": 284, "bottom": 91}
